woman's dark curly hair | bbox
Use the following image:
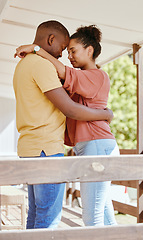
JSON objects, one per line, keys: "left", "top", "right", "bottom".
{"left": 70, "top": 25, "right": 102, "bottom": 60}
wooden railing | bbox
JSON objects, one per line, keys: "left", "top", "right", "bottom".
{"left": 66, "top": 180, "right": 140, "bottom": 217}
{"left": 66, "top": 148, "right": 142, "bottom": 219}
{"left": 0, "top": 155, "right": 143, "bottom": 240}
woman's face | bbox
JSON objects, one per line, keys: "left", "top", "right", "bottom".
{"left": 67, "top": 39, "right": 91, "bottom": 69}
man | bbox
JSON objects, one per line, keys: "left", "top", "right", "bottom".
{"left": 13, "top": 20, "right": 113, "bottom": 229}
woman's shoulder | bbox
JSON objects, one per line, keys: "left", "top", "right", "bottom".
{"left": 98, "top": 68, "right": 109, "bottom": 77}
{"left": 92, "top": 68, "right": 110, "bottom": 82}
{"left": 84, "top": 68, "right": 109, "bottom": 81}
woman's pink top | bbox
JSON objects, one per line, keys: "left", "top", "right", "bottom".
{"left": 63, "top": 66, "right": 115, "bottom": 146}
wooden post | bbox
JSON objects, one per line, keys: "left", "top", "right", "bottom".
{"left": 133, "top": 44, "right": 143, "bottom": 223}
{"left": 133, "top": 44, "right": 143, "bottom": 153}
{"left": 137, "top": 181, "right": 143, "bottom": 223}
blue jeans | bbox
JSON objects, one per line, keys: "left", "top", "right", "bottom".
{"left": 26, "top": 151, "right": 65, "bottom": 229}
{"left": 73, "top": 139, "right": 120, "bottom": 226}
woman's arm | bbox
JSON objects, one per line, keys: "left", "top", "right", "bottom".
{"left": 14, "top": 44, "right": 66, "bottom": 79}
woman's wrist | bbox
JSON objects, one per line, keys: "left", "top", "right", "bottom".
{"left": 33, "top": 44, "right": 40, "bottom": 53}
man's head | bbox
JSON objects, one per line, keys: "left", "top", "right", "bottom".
{"left": 34, "top": 20, "right": 70, "bottom": 59}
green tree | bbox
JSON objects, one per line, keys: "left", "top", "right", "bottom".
{"left": 103, "top": 55, "right": 137, "bottom": 149}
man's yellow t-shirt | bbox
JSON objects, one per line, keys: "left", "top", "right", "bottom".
{"left": 13, "top": 54, "right": 66, "bottom": 157}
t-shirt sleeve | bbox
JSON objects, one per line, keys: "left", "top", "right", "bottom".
{"left": 64, "top": 66, "right": 104, "bottom": 99}
{"left": 32, "top": 58, "right": 62, "bottom": 93}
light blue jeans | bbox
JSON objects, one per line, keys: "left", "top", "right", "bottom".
{"left": 73, "top": 139, "right": 120, "bottom": 226}
{"left": 26, "top": 151, "right": 65, "bottom": 229}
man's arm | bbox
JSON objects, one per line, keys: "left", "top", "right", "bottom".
{"left": 44, "top": 87, "right": 113, "bottom": 123}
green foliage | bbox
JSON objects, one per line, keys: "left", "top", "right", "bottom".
{"left": 103, "top": 55, "right": 137, "bottom": 149}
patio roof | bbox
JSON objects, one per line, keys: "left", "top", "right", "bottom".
{"left": 0, "top": 0, "right": 143, "bottom": 98}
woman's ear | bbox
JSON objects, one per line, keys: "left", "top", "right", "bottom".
{"left": 87, "top": 46, "right": 94, "bottom": 58}
{"left": 48, "top": 34, "right": 55, "bottom": 46}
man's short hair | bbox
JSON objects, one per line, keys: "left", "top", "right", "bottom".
{"left": 37, "top": 20, "right": 70, "bottom": 38}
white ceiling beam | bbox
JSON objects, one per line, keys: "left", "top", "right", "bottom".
{"left": 1, "top": 19, "right": 134, "bottom": 49}
{"left": 5, "top": 4, "right": 143, "bottom": 34}
{"left": 0, "top": 57, "right": 17, "bottom": 64}
{"left": 0, "top": 41, "right": 17, "bottom": 47}
{"left": 0, "top": 0, "right": 9, "bottom": 16}
{"left": 0, "top": 42, "right": 20, "bottom": 63}
{"left": 137, "top": 41, "right": 143, "bottom": 47}
{"left": 102, "top": 39, "right": 132, "bottom": 48}
{"left": 2, "top": 19, "right": 35, "bottom": 29}
{"left": 0, "top": 60, "right": 17, "bottom": 75}
{"left": 9, "top": 0, "right": 143, "bottom": 33}
{"left": 0, "top": 0, "right": 142, "bottom": 77}
{"left": 0, "top": 72, "right": 13, "bottom": 85}
{"left": 98, "top": 48, "right": 133, "bottom": 67}
{"left": 0, "top": 83, "right": 15, "bottom": 99}
{"left": 0, "top": 22, "right": 35, "bottom": 46}
{"left": 2, "top": 7, "right": 143, "bottom": 49}
{"left": 97, "top": 42, "right": 130, "bottom": 62}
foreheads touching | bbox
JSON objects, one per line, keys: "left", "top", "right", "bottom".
{"left": 33, "top": 22, "right": 102, "bottom": 61}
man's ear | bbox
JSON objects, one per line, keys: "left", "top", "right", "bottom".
{"left": 48, "top": 34, "right": 55, "bottom": 46}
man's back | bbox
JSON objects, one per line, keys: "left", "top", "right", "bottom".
{"left": 13, "top": 54, "right": 65, "bottom": 157}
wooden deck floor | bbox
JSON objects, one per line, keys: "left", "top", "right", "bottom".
{"left": 0, "top": 185, "right": 85, "bottom": 230}
{"left": 1, "top": 204, "right": 85, "bottom": 229}
{"left": 0, "top": 186, "right": 136, "bottom": 230}
{"left": 1, "top": 205, "right": 22, "bottom": 229}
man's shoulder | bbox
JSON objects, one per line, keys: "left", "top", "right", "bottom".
{"left": 18, "top": 54, "right": 53, "bottom": 66}
{"left": 15, "top": 54, "right": 57, "bottom": 78}
{"left": 29, "top": 54, "right": 56, "bottom": 71}
{"left": 16, "top": 54, "right": 37, "bottom": 67}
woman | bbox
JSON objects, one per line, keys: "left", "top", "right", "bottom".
{"left": 15, "top": 24, "right": 120, "bottom": 226}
